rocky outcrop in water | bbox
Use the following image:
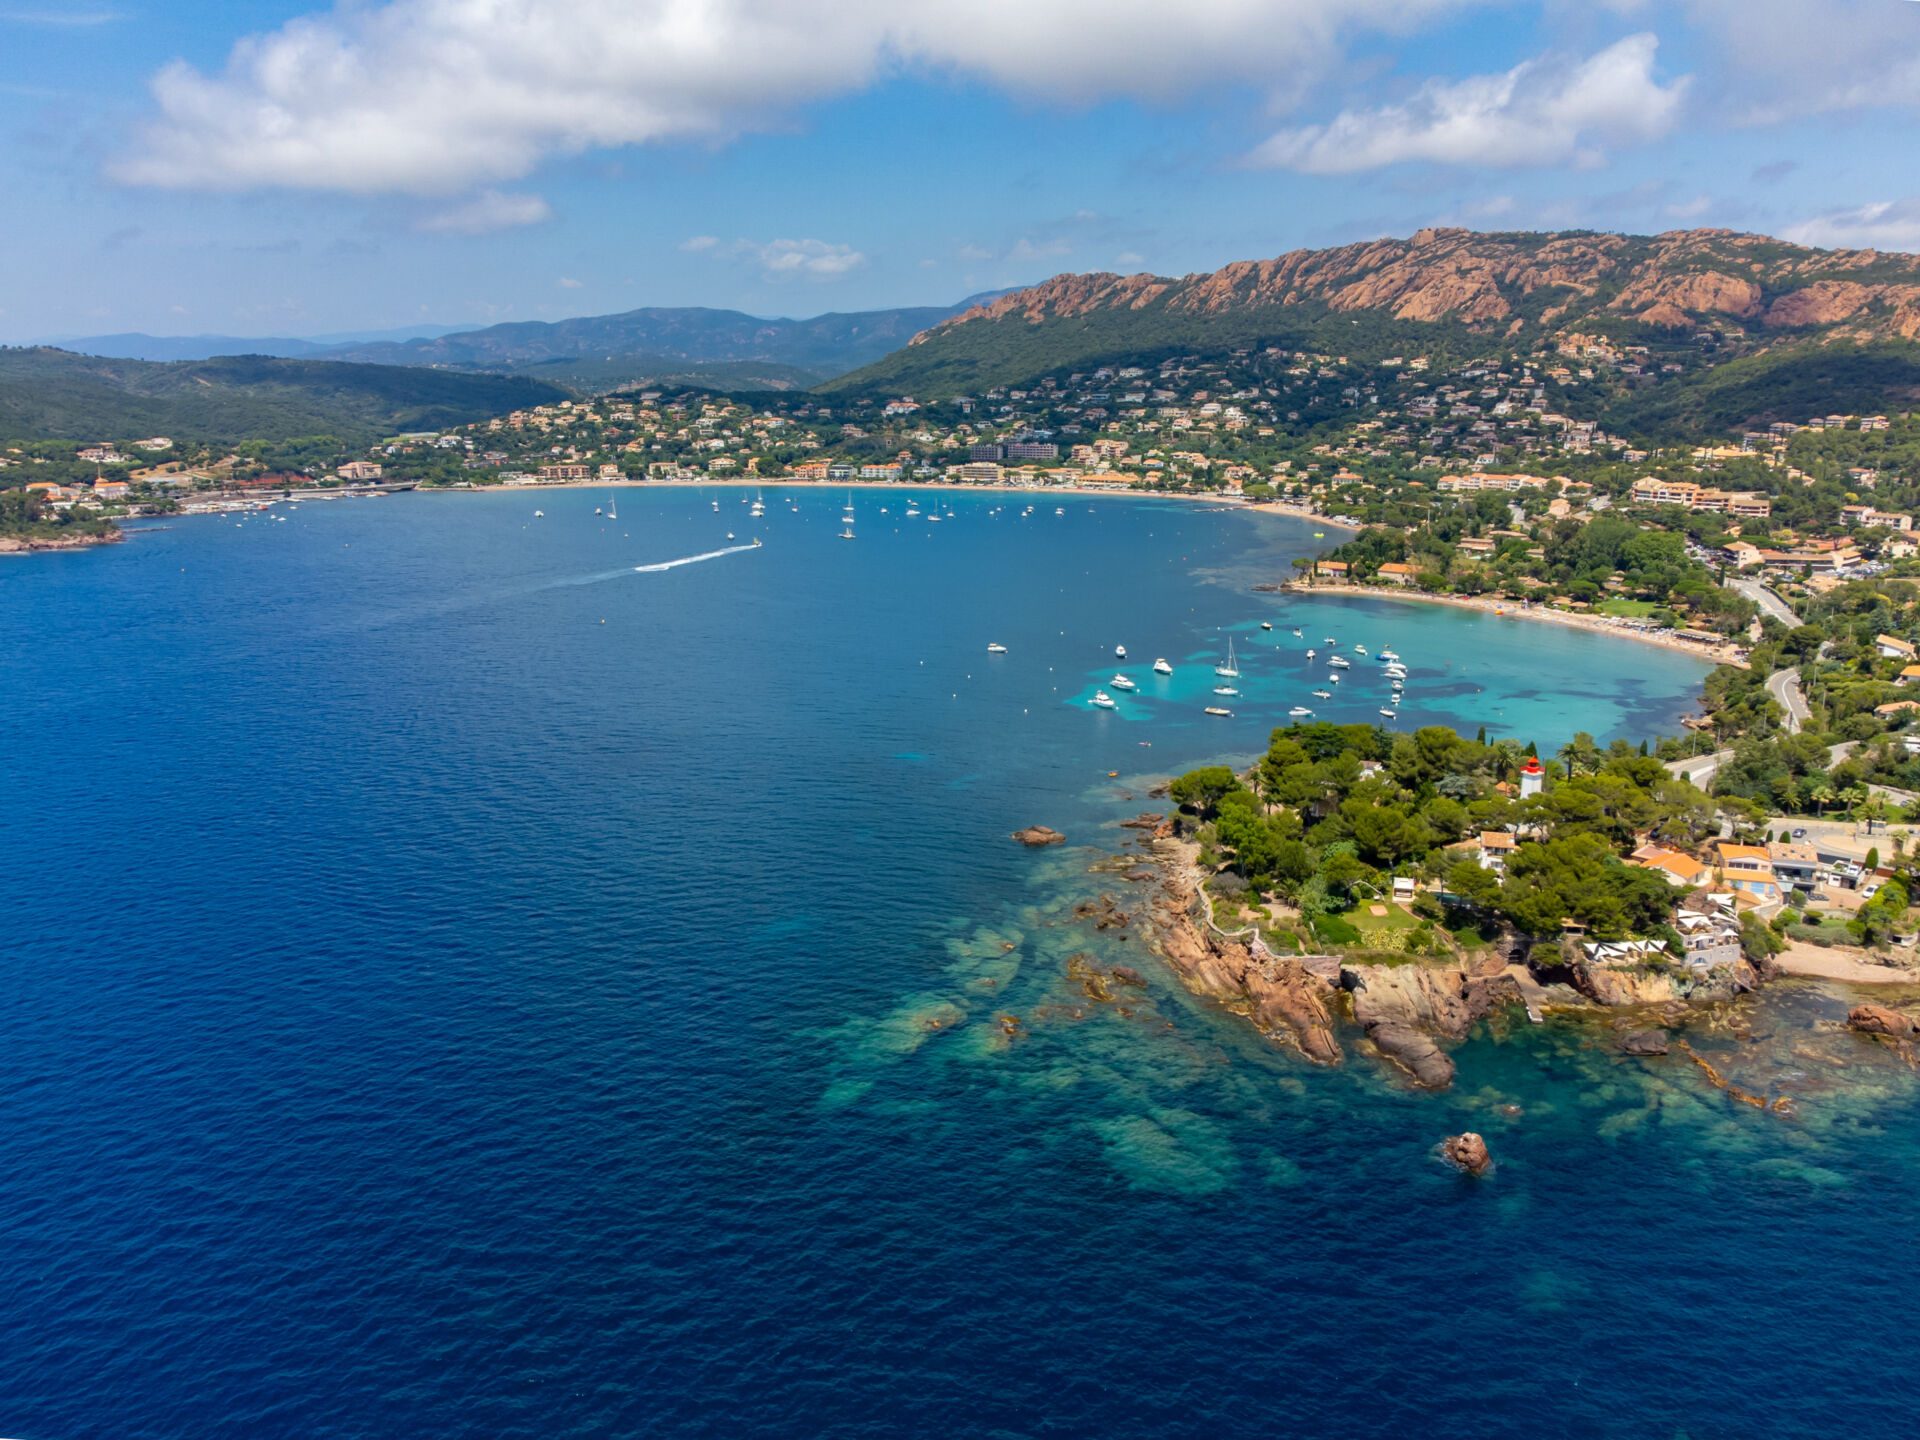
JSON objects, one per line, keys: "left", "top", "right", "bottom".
{"left": 1012, "top": 826, "right": 1065, "bottom": 847}
{"left": 1848, "top": 1005, "right": 1920, "bottom": 1039}
{"left": 1566, "top": 956, "right": 1757, "bottom": 1008}
{"left": 1442, "top": 1133, "right": 1492, "bottom": 1177}
{"left": 1338, "top": 961, "right": 1521, "bottom": 1089}
{"left": 1367, "top": 1024, "right": 1454, "bottom": 1089}
{"left": 1148, "top": 867, "right": 1341, "bottom": 1067}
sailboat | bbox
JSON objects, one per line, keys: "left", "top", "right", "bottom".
{"left": 1214, "top": 639, "right": 1240, "bottom": 679}
{"left": 607, "top": 493, "right": 618, "bottom": 522}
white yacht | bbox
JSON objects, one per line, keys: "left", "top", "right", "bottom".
{"left": 1214, "top": 639, "right": 1240, "bottom": 679}
{"left": 1328, "top": 656, "right": 1351, "bottom": 669}
{"left": 987, "top": 643, "right": 1008, "bottom": 654}
{"left": 1204, "top": 706, "right": 1234, "bottom": 718}
{"left": 1115, "top": 644, "right": 1128, "bottom": 659}
{"left": 1290, "top": 706, "right": 1314, "bottom": 718}
{"left": 906, "top": 504, "right": 922, "bottom": 517}
{"left": 1312, "top": 689, "right": 1333, "bottom": 700}
{"left": 1111, "top": 674, "right": 1138, "bottom": 692}
{"left": 1306, "top": 648, "right": 1316, "bottom": 661}
{"left": 1212, "top": 684, "right": 1239, "bottom": 698}
{"left": 1152, "top": 658, "right": 1173, "bottom": 676}
{"left": 1092, "top": 691, "right": 1118, "bottom": 710}
{"left": 1379, "top": 708, "right": 1398, "bottom": 719}
{"left": 1379, "top": 649, "right": 1400, "bottom": 662}
{"left": 1260, "top": 621, "right": 1273, "bottom": 631}
{"left": 1353, "top": 645, "right": 1368, "bottom": 656}
{"left": 533, "top": 509, "right": 544, "bottom": 518}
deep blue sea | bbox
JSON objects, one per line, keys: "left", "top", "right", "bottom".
{"left": 3, "top": 487, "right": 1916, "bottom": 1439}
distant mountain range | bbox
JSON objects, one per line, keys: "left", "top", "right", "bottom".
{"left": 828, "top": 228, "right": 1920, "bottom": 403}
{"left": 0, "top": 349, "right": 568, "bottom": 445}
{"left": 47, "top": 325, "right": 472, "bottom": 364}
{"left": 57, "top": 293, "right": 1011, "bottom": 388}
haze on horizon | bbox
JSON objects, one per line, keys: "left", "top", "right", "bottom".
{"left": 4, "top": 0, "right": 1919, "bottom": 343}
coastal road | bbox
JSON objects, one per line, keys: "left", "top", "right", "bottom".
{"left": 1666, "top": 738, "right": 1858, "bottom": 791}
{"left": 1766, "top": 667, "right": 1810, "bottom": 735}
{"left": 1729, "top": 577, "right": 1801, "bottom": 629}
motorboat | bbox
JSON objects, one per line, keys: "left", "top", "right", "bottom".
{"left": 1353, "top": 645, "right": 1368, "bottom": 656}
{"left": 1212, "top": 684, "right": 1239, "bottom": 697}
{"left": 1260, "top": 621, "right": 1273, "bottom": 631}
{"left": 1204, "top": 706, "right": 1233, "bottom": 718}
{"left": 1379, "top": 649, "right": 1400, "bottom": 662}
{"left": 987, "top": 643, "right": 1008, "bottom": 654}
{"left": 1115, "top": 645, "right": 1128, "bottom": 659}
{"left": 1312, "top": 689, "right": 1332, "bottom": 700}
{"left": 1379, "top": 708, "right": 1398, "bottom": 719}
{"left": 1328, "top": 656, "right": 1351, "bottom": 669}
{"left": 1111, "top": 674, "right": 1138, "bottom": 692}
{"left": 1153, "top": 658, "right": 1173, "bottom": 676}
{"left": 1092, "top": 691, "right": 1118, "bottom": 710}
{"left": 1289, "top": 706, "right": 1313, "bottom": 718}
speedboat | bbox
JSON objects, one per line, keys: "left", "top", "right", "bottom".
{"left": 1328, "top": 656, "right": 1351, "bottom": 669}
{"left": 1092, "top": 691, "right": 1118, "bottom": 710}
{"left": 1379, "top": 649, "right": 1400, "bottom": 662}
{"left": 1153, "top": 658, "right": 1173, "bottom": 676}
{"left": 1111, "top": 674, "right": 1138, "bottom": 692}
{"left": 1353, "top": 645, "right": 1368, "bottom": 656}
{"left": 987, "top": 643, "right": 1008, "bottom": 654}
{"left": 1292, "top": 628, "right": 1302, "bottom": 637}
{"left": 533, "top": 509, "right": 544, "bottom": 518}
{"left": 1260, "top": 621, "right": 1273, "bottom": 631}
{"left": 1379, "top": 708, "right": 1398, "bottom": 719}
{"left": 1115, "top": 645, "right": 1128, "bottom": 659}
{"left": 1204, "top": 706, "right": 1233, "bottom": 718}
{"left": 906, "top": 505, "right": 922, "bottom": 517}
{"left": 1290, "top": 706, "right": 1313, "bottom": 717}
{"left": 1328, "top": 673, "right": 1341, "bottom": 684}
{"left": 1324, "top": 637, "right": 1336, "bottom": 645}
{"left": 1312, "top": 689, "right": 1332, "bottom": 700}
{"left": 726, "top": 532, "right": 735, "bottom": 540}
{"left": 1306, "top": 649, "right": 1316, "bottom": 660}
{"left": 1212, "top": 684, "right": 1239, "bottom": 697}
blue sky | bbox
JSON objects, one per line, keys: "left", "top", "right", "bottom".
{"left": 4, "top": 0, "right": 1920, "bottom": 341}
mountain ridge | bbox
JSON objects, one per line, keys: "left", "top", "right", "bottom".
{"left": 827, "top": 228, "right": 1920, "bottom": 396}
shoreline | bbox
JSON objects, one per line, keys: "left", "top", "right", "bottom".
{"left": 0, "top": 528, "right": 124, "bottom": 556}
{"left": 1774, "top": 943, "right": 1920, "bottom": 987}
{"left": 413, "top": 475, "right": 1360, "bottom": 526}
{"left": 1283, "top": 581, "right": 1747, "bottom": 667}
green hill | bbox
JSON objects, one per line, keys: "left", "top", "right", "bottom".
{"left": 0, "top": 348, "right": 569, "bottom": 444}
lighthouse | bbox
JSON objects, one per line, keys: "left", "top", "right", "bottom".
{"left": 1519, "top": 756, "right": 1545, "bottom": 799}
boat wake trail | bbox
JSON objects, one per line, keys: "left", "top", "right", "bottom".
{"left": 631, "top": 542, "right": 761, "bottom": 574}
{"left": 542, "top": 542, "right": 762, "bottom": 590}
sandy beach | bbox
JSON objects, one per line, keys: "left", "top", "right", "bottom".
{"left": 1774, "top": 942, "right": 1920, "bottom": 987}
{"left": 1284, "top": 581, "right": 1749, "bottom": 667}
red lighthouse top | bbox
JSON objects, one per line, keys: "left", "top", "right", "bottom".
{"left": 1521, "top": 757, "right": 1544, "bottom": 776}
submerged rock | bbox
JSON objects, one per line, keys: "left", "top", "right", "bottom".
{"left": 1366, "top": 1022, "right": 1455, "bottom": 1090}
{"left": 1621, "top": 1029, "right": 1671, "bottom": 1056}
{"left": 1012, "top": 826, "right": 1066, "bottom": 847}
{"left": 1442, "top": 1132, "right": 1493, "bottom": 1177}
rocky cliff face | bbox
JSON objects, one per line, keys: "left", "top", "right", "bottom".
{"left": 916, "top": 227, "right": 1920, "bottom": 348}
{"left": 1566, "top": 958, "right": 1757, "bottom": 1007}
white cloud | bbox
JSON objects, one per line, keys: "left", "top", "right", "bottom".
{"left": 1007, "top": 236, "right": 1073, "bottom": 262}
{"left": 679, "top": 235, "right": 721, "bottom": 253}
{"left": 1681, "top": 0, "right": 1920, "bottom": 124}
{"left": 558, "top": 276, "right": 584, "bottom": 289}
{"left": 1114, "top": 250, "right": 1146, "bottom": 267}
{"left": 1250, "top": 33, "right": 1687, "bottom": 173}
{"left": 747, "top": 238, "right": 867, "bottom": 279}
{"left": 1785, "top": 200, "right": 1920, "bottom": 253}
{"left": 112, "top": 0, "right": 1477, "bottom": 196}
{"left": 416, "top": 189, "right": 552, "bottom": 235}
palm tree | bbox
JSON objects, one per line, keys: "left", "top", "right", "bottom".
{"left": 1811, "top": 784, "right": 1836, "bottom": 817}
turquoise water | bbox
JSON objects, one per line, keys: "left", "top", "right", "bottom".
{"left": 2, "top": 486, "right": 1914, "bottom": 1438}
